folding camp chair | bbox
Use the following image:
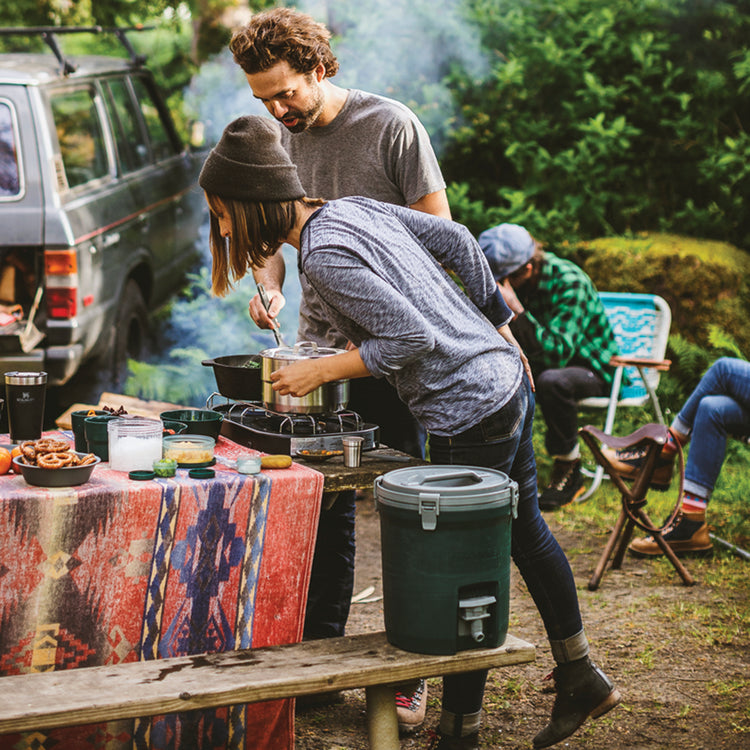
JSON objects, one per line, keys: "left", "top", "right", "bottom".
{"left": 579, "top": 422, "right": 694, "bottom": 590}
{"left": 577, "top": 292, "right": 672, "bottom": 500}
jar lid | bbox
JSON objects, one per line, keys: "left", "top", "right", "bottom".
{"left": 129, "top": 470, "right": 156, "bottom": 481}
{"left": 163, "top": 434, "right": 216, "bottom": 447}
{"left": 189, "top": 468, "right": 215, "bottom": 479}
{"left": 108, "top": 417, "right": 162, "bottom": 435}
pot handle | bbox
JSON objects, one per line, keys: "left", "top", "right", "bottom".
{"left": 201, "top": 359, "right": 215, "bottom": 367}
{"left": 294, "top": 341, "right": 320, "bottom": 354}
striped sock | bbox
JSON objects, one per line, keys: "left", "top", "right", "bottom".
{"left": 681, "top": 491, "right": 708, "bottom": 513}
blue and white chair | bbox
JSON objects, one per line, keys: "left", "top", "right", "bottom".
{"left": 577, "top": 292, "right": 672, "bottom": 500}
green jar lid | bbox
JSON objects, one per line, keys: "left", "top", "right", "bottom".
{"left": 189, "top": 467, "right": 215, "bottom": 479}
{"left": 129, "top": 470, "right": 156, "bottom": 481}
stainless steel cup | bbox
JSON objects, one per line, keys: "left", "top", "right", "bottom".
{"left": 5, "top": 371, "right": 47, "bottom": 442}
{"left": 342, "top": 436, "right": 363, "bottom": 468}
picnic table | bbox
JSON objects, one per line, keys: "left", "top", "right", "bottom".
{"left": 0, "top": 431, "right": 324, "bottom": 750}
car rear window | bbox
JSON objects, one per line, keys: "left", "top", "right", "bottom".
{"left": 50, "top": 87, "right": 109, "bottom": 189}
{"left": 0, "top": 100, "right": 21, "bottom": 199}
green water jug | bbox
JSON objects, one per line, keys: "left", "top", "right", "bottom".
{"left": 374, "top": 465, "right": 518, "bottom": 655}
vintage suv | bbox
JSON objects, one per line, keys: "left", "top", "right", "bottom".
{"left": 0, "top": 26, "right": 206, "bottom": 386}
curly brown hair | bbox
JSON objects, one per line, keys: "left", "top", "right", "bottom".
{"left": 230, "top": 7, "right": 340, "bottom": 78}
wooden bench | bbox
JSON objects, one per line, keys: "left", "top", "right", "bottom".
{"left": 0, "top": 630, "right": 535, "bottom": 750}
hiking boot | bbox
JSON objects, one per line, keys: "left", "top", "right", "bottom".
{"left": 395, "top": 678, "right": 427, "bottom": 732}
{"left": 629, "top": 511, "right": 712, "bottom": 557}
{"left": 538, "top": 459, "right": 585, "bottom": 510}
{"left": 533, "top": 656, "right": 621, "bottom": 749}
{"left": 600, "top": 443, "right": 675, "bottom": 491}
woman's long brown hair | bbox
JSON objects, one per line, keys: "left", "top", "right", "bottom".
{"left": 205, "top": 193, "right": 324, "bottom": 297}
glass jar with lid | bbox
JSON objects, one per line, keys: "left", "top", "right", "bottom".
{"left": 108, "top": 417, "right": 163, "bottom": 472}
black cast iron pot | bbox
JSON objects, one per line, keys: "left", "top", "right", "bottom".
{"left": 202, "top": 354, "right": 262, "bottom": 401}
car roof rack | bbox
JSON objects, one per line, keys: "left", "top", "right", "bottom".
{"left": 0, "top": 25, "right": 153, "bottom": 75}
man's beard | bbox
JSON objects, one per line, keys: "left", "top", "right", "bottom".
{"left": 279, "top": 88, "right": 325, "bottom": 133}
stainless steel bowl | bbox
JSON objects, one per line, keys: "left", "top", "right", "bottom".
{"left": 260, "top": 341, "right": 350, "bottom": 414}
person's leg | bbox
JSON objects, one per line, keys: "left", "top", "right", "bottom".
{"left": 303, "top": 491, "right": 356, "bottom": 640}
{"left": 630, "top": 391, "right": 750, "bottom": 557}
{"left": 672, "top": 357, "right": 750, "bottom": 439}
{"left": 430, "top": 378, "right": 618, "bottom": 747}
{"left": 535, "top": 367, "right": 608, "bottom": 509}
{"left": 429, "top": 381, "right": 534, "bottom": 741}
{"left": 535, "top": 367, "right": 609, "bottom": 458}
{"left": 682, "top": 394, "right": 750, "bottom": 499}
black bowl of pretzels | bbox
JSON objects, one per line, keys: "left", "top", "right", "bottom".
{"left": 13, "top": 438, "right": 100, "bottom": 487}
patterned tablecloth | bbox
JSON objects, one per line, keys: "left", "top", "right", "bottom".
{"left": 0, "top": 434, "right": 324, "bottom": 750}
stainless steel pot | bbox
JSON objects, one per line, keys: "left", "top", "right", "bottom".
{"left": 260, "top": 341, "right": 350, "bottom": 414}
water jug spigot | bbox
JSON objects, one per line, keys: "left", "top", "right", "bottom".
{"left": 458, "top": 595, "right": 496, "bottom": 643}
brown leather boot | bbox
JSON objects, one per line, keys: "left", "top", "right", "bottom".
{"left": 629, "top": 511, "right": 712, "bottom": 557}
{"left": 533, "top": 656, "right": 621, "bottom": 748}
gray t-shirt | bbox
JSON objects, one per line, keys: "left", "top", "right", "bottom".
{"left": 299, "top": 197, "right": 521, "bottom": 436}
{"left": 279, "top": 89, "right": 447, "bottom": 347}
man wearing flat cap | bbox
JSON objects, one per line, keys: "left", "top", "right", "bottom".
{"left": 479, "top": 224, "right": 619, "bottom": 509}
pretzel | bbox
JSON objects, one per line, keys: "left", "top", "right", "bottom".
{"left": 34, "top": 438, "right": 71, "bottom": 454}
{"left": 20, "top": 441, "right": 37, "bottom": 461}
{"left": 37, "top": 452, "right": 72, "bottom": 469}
{"left": 76, "top": 453, "right": 97, "bottom": 466}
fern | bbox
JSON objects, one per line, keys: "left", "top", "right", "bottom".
{"left": 707, "top": 325, "right": 746, "bottom": 360}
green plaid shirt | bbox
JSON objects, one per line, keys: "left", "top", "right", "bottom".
{"left": 515, "top": 253, "right": 619, "bottom": 384}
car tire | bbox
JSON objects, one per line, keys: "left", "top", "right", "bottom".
{"left": 111, "top": 280, "right": 150, "bottom": 390}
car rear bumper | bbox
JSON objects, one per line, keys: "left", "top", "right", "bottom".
{"left": 0, "top": 344, "right": 84, "bottom": 385}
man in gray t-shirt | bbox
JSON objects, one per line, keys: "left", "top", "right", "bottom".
{"left": 229, "top": 7, "right": 450, "bottom": 731}
{"left": 230, "top": 8, "right": 450, "bottom": 455}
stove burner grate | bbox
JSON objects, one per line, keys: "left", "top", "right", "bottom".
{"left": 206, "top": 393, "right": 380, "bottom": 455}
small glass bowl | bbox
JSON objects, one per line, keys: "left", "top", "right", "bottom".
{"left": 237, "top": 456, "right": 262, "bottom": 474}
{"left": 153, "top": 458, "right": 178, "bottom": 477}
{"left": 163, "top": 434, "right": 216, "bottom": 467}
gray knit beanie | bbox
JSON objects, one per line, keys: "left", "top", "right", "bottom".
{"left": 199, "top": 115, "right": 305, "bottom": 202}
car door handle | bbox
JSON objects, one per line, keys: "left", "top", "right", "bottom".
{"left": 102, "top": 232, "right": 120, "bottom": 248}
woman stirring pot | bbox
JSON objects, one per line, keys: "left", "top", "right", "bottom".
{"left": 199, "top": 115, "right": 620, "bottom": 750}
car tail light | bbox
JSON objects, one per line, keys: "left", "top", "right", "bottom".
{"left": 47, "top": 288, "right": 77, "bottom": 318}
{"left": 45, "top": 250, "right": 78, "bottom": 319}
{"left": 45, "top": 250, "right": 78, "bottom": 276}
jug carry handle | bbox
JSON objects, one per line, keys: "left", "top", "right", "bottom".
{"left": 418, "top": 470, "right": 483, "bottom": 486}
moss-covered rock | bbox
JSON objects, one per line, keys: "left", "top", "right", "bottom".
{"left": 564, "top": 233, "right": 750, "bottom": 353}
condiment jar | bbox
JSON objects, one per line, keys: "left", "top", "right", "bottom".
{"left": 108, "top": 417, "right": 163, "bottom": 472}
{"left": 163, "top": 434, "right": 216, "bottom": 466}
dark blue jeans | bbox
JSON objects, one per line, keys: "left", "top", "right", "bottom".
{"left": 429, "top": 377, "right": 583, "bottom": 714}
{"left": 672, "top": 357, "right": 750, "bottom": 500}
{"left": 303, "top": 490, "right": 356, "bottom": 640}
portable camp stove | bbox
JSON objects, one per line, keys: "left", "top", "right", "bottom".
{"left": 207, "top": 393, "right": 380, "bottom": 456}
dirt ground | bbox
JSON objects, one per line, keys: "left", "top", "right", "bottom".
{"left": 295, "top": 492, "right": 750, "bottom": 750}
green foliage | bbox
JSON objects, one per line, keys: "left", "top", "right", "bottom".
{"left": 0, "top": 0, "right": 176, "bottom": 29}
{"left": 124, "top": 265, "right": 290, "bottom": 407}
{"left": 575, "top": 233, "right": 750, "bottom": 356}
{"left": 443, "top": 0, "right": 750, "bottom": 249}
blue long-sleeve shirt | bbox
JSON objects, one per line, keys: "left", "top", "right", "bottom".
{"left": 298, "top": 197, "right": 523, "bottom": 436}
